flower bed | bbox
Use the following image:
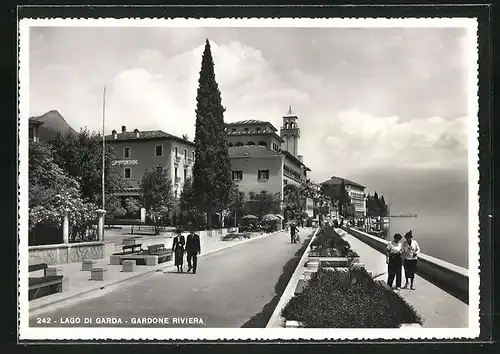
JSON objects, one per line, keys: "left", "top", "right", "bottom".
{"left": 309, "top": 225, "right": 358, "bottom": 258}
{"left": 282, "top": 268, "right": 422, "bottom": 328}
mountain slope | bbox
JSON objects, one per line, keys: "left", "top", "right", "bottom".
{"left": 30, "top": 110, "right": 77, "bottom": 141}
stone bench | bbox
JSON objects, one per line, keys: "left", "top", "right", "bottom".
{"left": 122, "top": 260, "right": 136, "bottom": 273}
{"left": 90, "top": 267, "right": 108, "bottom": 281}
{"left": 82, "top": 259, "right": 97, "bottom": 271}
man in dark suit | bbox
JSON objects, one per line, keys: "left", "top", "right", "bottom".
{"left": 185, "top": 223, "right": 201, "bottom": 274}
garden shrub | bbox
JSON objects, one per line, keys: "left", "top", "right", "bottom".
{"left": 310, "top": 225, "right": 359, "bottom": 257}
{"left": 282, "top": 268, "right": 422, "bottom": 328}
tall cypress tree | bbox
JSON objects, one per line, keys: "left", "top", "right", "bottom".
{"left": 192, "top": 39, "right": 232, "bottom": 228}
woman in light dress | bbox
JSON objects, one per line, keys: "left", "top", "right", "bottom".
{"left": 402, "top": 230, "right": 420, "bottom": 290}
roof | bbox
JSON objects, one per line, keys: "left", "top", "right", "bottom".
{"left": 283, "top": 105, "right": 298, "bottom": 118}
{"left": 321, "top": 176, "right": 365, "bottom": 189}
{"left": 227, "top": 130, "right": 285, "bottom": 143}
{"left": 105, "top": 130, "right": 195, "bottom": 147}
{"left": 228, "top": 145, "right": 283, "bottom": 158}
{"left": 281, "top": 149, "right": 310, "bottom": 171}
{"left": 226, "top": 120, "right": 278, "bottom": 132}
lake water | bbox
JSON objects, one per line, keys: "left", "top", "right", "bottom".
{"left": 370, "top": 214, "right": 469, "bottom": 268}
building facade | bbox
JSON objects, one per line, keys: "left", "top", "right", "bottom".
{"left": 105, "top": 126, "right": 196, "bottom": 201}
{"left": 321, "top": 176, "right": 367, "bottom": 217}
{"left": 226, "top": 108, "right": 310, "bottom": 205}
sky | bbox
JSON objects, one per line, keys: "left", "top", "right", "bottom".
{"left": 29, "top": 25, "right": 474, "bottom": 217}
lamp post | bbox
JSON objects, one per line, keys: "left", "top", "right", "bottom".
{"left": 100, "top": 85, "right": 107, "bottom": 241}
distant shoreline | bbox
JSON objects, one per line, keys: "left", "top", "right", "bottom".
{"left": 389, "top": 215, "right": 418, "bottom": 218}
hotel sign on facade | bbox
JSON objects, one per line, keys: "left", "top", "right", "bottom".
{"left": 112, "top": 160, "right": 139, "bottom": 166}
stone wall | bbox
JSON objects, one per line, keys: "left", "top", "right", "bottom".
{"left": 29, "top": 241, "right": 116, "bottom": 266}
{"left": 342, "top": 226, "right": 469, "bottom": 304}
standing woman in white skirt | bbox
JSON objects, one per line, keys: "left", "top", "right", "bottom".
{"left": 402, "top": 230, "right": 420, "bottom": 290}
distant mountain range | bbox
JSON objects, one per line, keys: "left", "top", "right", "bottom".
{"left": 30, "top": 110, "right": 77, "bottom": 141}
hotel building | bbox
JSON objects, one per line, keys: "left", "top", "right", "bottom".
{"left": 321, "top": 176, "right": 367, "bottom": 217}
{"left": 226, "top": 107, "right": 311, "bottom": 209}
{"left": 105, "top": 126, "right": 196, "bottom": 201}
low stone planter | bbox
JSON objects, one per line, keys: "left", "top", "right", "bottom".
{"left": 122, "top": 260, "right": 136, "bottom": 272}
{"left": 81, "top": 259, "right": 96, "bottom": 271}
{"left": 90, "top": 267, "right": 107, "bottom": 281}
{"left": 110, "top": 254, "right": 161, "bottom": 266}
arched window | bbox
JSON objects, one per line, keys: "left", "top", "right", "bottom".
{"left": 246, "top": 141, "right": 255, "bottom": 146}
{"left": 258, "top": 141, "right": 267, "bottom": 147}
{"left": 244, "top": 127, "right": 249, "bottom": 132}
{"left": 228, "top": 142, "right": 234, "bottom": 147}
{"left": 256, "top": 127, "right": 261, "bottom": 131}
{"left": 285, "top": 122, "right": 289, "bottom": 129}
{"left": 235, "top": 142, "right": 244, "bottom": 147}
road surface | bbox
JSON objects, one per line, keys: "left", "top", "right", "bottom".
{"left": 30, "top": 229, "right": 313, "bottom": 328}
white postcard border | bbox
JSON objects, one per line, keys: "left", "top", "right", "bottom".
{"left": 18, "top": 17, "right": 480, "bottom": 341}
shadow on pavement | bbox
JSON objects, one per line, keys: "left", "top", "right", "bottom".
{"left": 241, "top": 232, "right": 313, "bottom": 328}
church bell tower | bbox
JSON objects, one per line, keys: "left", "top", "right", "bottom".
{"left": 280, "top": 105, "right": 300, "bottom": 157}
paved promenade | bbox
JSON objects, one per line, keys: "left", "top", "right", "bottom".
{"left": 30, "top": 228, "right": 280, "bottom": 314}
{"left": 29, "top": 228, "right": 314, "bottom": 328}
{"left": 336, "top": 228, "right": 468, "bottom": 328}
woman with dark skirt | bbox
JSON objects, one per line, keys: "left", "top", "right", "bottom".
{"left": 172, "top": 229, "right": 185, "bottom": 273}
{"left": 386, "top": 233, "right": 403, "bottom": 290}
{"left": 402, "top": 230, "right": 420, "bottom": 290}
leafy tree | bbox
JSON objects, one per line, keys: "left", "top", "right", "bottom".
{"left": 221, "top": 183, "right": 245, "bottom": 227}
{"left": 124, "top": 197, "right": 141, "bottom": 216}
{"left": 244, "top": 190, "right": 281, "bottom": 219}
{"left": 139, "top": 166, "right": 175, "bottom": 234}
{"left": 192, "top": 39, "right": 232, "bottom": 228}
{"left": 105, "top": 196, "right": 126, "bottom": 226}
{"left": 283, "top": 184, "right": 303, "bottom": 221}
{"left": 339, "top": 180, "right": 350, "bottom": 217}
{"left": 49, "top": 128, "right": 123, "bottom": 206}
{"left": 28, "top": 141, "right": 98, "bottom": 243}
{"left": 179, "top": 177, "right": 205, "bottom": 228}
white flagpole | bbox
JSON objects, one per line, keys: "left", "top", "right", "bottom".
{"left": 102, "top": 85, "right": 106, "bottom": 211}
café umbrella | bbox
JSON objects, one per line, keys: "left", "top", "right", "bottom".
{"left": 262, "top": 214, "right": 279, "bottom": 222}
{"left": 242, "top": 214, "right": 258, "bottom": 220}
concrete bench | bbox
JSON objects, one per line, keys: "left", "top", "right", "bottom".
{"left": 90, "top": 267, "right": 108, "bottom": 281}
{"left": 82, "top": 259, "right": 97, "bottom": 271}
{"left": 122, "top": 260, "right": 136, "bottom": 273}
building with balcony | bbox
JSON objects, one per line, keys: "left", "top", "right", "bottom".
{"left": 226, "top": 107, "right": 310, "bottom": 205}
{"left": 105, "top": 126, "right": 196, "bottom": 202}
{"left": 321, "top": 176, "right": 367, "bottom": 217}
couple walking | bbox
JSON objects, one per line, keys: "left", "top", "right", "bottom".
{"left": 171, "top": 223, "right": 201, "bottom": 274}
{"left": 289, "top": 222, "right": 300, "bottom": 244}
{"left": 386, "top": 230, "right": 420, "bottom": 290}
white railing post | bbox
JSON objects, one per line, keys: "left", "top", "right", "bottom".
{"left": 97, "top": 209, "right": 106, "bottom": 241}
{"left": 62, "top": 209, "right": 70, "bottom": 243}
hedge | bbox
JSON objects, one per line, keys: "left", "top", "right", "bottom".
{"left": 282, "top": 268, "right": 422, "bottom": 328}
{"left": 310, "top": 225, "right": 359, "bottom": 258}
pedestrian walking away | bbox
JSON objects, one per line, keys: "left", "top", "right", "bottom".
{"left": 402, "top": 230, "right": 420, "bottom": 290}
{"left": 290, "top": 222, "right": 299, "bottom": 244}
{"left": 172, "top": 228, "right": 185, "bottom": 273}
{"left": 386, "top": 233, "right": 403, "bottom": 290}
{"left": 185, "top": 222, "right": 201, "bottom": 274}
